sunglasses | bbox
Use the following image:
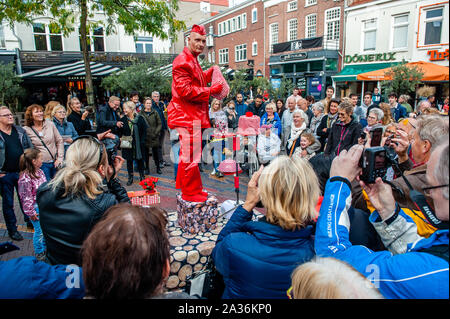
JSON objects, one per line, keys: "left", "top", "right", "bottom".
{"left": 72, "top": 135, "right": 104, "bottom": 168}
{"left": 338, "top": 112, "right": 347, "bottom": 117}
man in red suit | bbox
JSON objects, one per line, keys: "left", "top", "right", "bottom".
{"left": 167, "top": 24, "right": 223, "bottom": 202}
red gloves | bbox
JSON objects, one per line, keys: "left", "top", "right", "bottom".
{"left": 210, "top": 83, "right": 223, "bottom": 96}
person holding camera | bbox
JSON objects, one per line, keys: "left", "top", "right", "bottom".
{"left": 37, "top": 134, "right": 129, "bottom": 266}
{"left": 67, "top": 95, "right": 92, "bottom": 136}
{"left": 23, "top": 104, "right": 64, "bottom": 181}
{"left": 212, "top": 156, "right": 319, "bottom": 299}
{"left": 315, "top": 143, "right": 448, "bottom": 299}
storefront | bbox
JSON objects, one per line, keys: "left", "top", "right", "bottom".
{"left": 269, "top": 49, "right": 339, "bottom": 100}
{"left": 332, "top": 51, "right": 401, "bottom": 99}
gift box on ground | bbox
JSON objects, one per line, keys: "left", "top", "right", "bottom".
{"left": 128, "top": 190, "right": 160, "bottom": 206}
{"left": 176, "top": 193, "right": 219, "bottom": 234}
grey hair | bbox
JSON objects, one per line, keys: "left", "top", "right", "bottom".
{"left": 312, "top": 102, "right": 324, "bottom": 113}
{"left": 368, "top": 108, "right": 384, "bottom": 121}
{"left": 416, "top": 100, "right": 431, "bottom": 112}
{"left": 292, "top": 108, "right": 308, "bottom": 124}
{"left": 432, "top": 135, "right": 449, "bottom": 200}
{"left": 416, "top": 115, "right": 449, "bottom": 147}
{"left": 152, "top": 91, "right": 160, "bottom": 96}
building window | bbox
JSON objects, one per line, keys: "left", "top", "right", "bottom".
{"left": 287, "top": 19, "right": 298, "bottom": 42}
{"left": 424, "top": 7, "right": 443, "bottom": 45}
{"left": 305, "top": 0, "right": 317, "bottom": 7}
{"left": 363, "top": 19, "right": 377, "bottom": 51}
{"left": 252, "top": 41, "right": 258, "bottom": 56}
{"left": 242, "top": 13, "right": 247, "bottom": 29}
{"left": 235, "top": 44, "right": 247, "bottom": 62}
{"left": 135, "top": 37, "right": 153, "bottom": 53}
{"left": 325, "top": 7, "right": 340, "bottom": 41}
{"left": 252, "top": 8, "right": 258, "bottom": 23}
{"left": 0, "top": 25, "right": 6, "bottom": 48}
{"left": 219, "top": 48, "right": 229, "bottom": 64}
{"left": 218, "top": 23, "right": 222, "bottom": 36}
{"left": 305, "top": 14, "right": 317, "bottom": 38}
{"left": 79, "top": 26, "right": 104, "bottom": 52}
{"left": 392, "top": 14, "right": 408, "bottom": 49}
{"left": 287, "top": 1, "right": 297, "bottom": 12}
{"left": 269, "top": 23, "right": 279, "bottom": 52}
{"left": 33, "top": 23, "right": 63, "bottom": 51}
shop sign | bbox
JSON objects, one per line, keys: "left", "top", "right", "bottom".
{"left": 280, "top": 52, "right": 307, "bottom": 62}
{"left": 344, "top": 52, "right": 396, "bottom": 64}
{"left": 89, "top": 54, "right": 139, "bottom": 63}
{"left": 427, "top": 49, "right": 449, "bottom": 61}
{"left": 273, "top": 37, "right": 323, "bottom": 54}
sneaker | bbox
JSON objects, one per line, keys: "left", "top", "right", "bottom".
{"left": 215, "top": 171, "right": 224, "bottom": 178}
{"left": 35, "top": 252, "right": 46, "bottom": 262}
{"left": 26, "top": 221, "right": 34, "bottom": 230}
{"left": 9, "top": 231, "right": 23, "bottom": 241}
{"left": 210, "top": 169, "right": 216, "bottom": 175}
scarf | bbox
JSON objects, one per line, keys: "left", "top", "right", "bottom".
{"left": 129, "top": 115, "right": 143, "bottom": 160}
{"left": 327, "top": 112, "right": 338, "bottom": 128}
{"left": 287, "top": 122, "right": 306, "bottom": 149}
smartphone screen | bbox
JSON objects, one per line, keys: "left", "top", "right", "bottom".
{"left": 370, "top": 128, "right": 383, "bottom": 147}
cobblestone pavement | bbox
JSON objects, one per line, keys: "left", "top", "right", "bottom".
{"left": 0, "top": 142, "right": 250, "bottom": 261}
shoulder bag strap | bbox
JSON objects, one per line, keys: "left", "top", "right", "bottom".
{"left": 29, "top": 127, "right": 56, "bottom": 161}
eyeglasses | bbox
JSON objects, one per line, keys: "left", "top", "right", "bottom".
{"left": 367, "top": 115, "right": 377, "bottom": 120}
{"left": 72, "top": 135, "right": 104, "bottom": 168}
{"left": 0, "top": 114, "right": 13, "bottom": 117}
{"left": 422, "top": 184, "right": 449, "bottom": 196}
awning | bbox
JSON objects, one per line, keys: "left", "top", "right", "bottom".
{"left": 19, "top": 60, "right": 121, "bottom": 78}
{"left": 357, "top": 61, "right": 449, "bottom": 82}
{"left": 332, "top": 62, "right": 399, "bottom": 82}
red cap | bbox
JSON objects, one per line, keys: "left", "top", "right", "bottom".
{"left": 191, "top": 24, "right": 206, "bottom": 36}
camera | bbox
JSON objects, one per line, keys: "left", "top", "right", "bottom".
{"left": 359, "top": 146, "right": 391, "bottom": 184}
{"left": 102, "top": 136, "right": 119, "bottom": 166}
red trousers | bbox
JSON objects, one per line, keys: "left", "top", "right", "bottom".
{"left": 175, "top": 126, "right": 207, "bottom": 202}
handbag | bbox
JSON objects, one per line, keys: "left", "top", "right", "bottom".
{"left": 120, "top": 121, "right": 133, "bottom": 149}
{"left": 30, "top": 127, "right": 57, "bottom": 161}
{"left": 185, "top": 256, "right": 225, "bottom": 299}
{"left": 120, "top": 135, "right": 133, "bottom": 149}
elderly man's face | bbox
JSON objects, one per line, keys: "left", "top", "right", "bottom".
{"left": 152, "top": 93, "right": 160, "bottom": 103}
{"left": 288, "top": 99, "right": 296, "bottom": 110}
{"left": 410, "top": 130, "right": 429, "bottom": 164}
{"left": 426, "top": 145, "right": 449, "bottom": 221}
{"left": 188, "top": 32, "right": 206, "bottom": 56}
{"left": 297, "top": 100, "right": 307, "bottom": 111}
{"left": 367, "top": 112, "right": 378, "bottom": 127}
{"left": 109, "top": 100, "right": 120, "bottom": 110}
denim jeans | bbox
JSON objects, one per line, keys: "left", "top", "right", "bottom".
{"left": 211, "top": 140, "right": 225, "bottom": 170}
{"left": 171, "top": 140, "right": 180, "bottom": 180}
{"left": 41, "top": 162, "right": 56, "bottom": 181}
{"left": 0, "top": 172, "right": 29, "bottom": 233}
{"left": 30, "top": 217, "right": 46, "bottom": 254}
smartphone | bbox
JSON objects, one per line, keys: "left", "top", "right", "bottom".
{"left": 370, "top": 127, "right": 383, "bottom": 147}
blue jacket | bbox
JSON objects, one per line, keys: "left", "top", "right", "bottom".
{"left": 391, "top": 103, "right": 408, "bottom": 122}
{"left": 153, "top": 100, "right": 167, "bottom": 130}
{"left": 235, "top": 102, "right": 248, "bottom": 118}
{"left": 260, "top": 112, "right": 282, "bottom": 137}
{"left": 0, "top": 256, "right": 85, "bottom": 299}
{"left": 212, "top": 206, "right": 315, "bottom": 299}
{"left": 53, "top": 118, "right": 78, "bottom": 152}
{"left": 315, "top": 177, "right": 449, "bottom": 299}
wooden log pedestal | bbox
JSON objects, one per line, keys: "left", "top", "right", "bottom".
{"left": 176, "top": 193, "right": 219, "bottom": 234}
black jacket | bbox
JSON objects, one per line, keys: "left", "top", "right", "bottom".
{"left": 37, "top": 178, "right": 129, "bottom": 266}
{"left": 96, "top": 105, "right": 120, "bottom": 135}
{"left": 324, "top": 117, "right": 363, "bottom": 156}
{"left": 67, "top": 111, "right": 92, "bottom": 136}
{"left": 119, "top": 115, "right": 147, "bottom": 161}
{"left": 316, "top": 113, "right": 338, "bottom": 152}
{"left": 246, "top": 101, "right": 266, "bottom": 118}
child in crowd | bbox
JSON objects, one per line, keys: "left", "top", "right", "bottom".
{"left": 294, "top": 133, "right": 316, "bottom": 160}
{"left": 17, "top": 149, "right": 47, "bottom": 261}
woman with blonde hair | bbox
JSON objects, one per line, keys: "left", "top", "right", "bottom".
{"left": 67, "top": 95, "right": 92, "bottom": 135}
{"left": 289, "top": 257, "right": 383, "bottom": 299}
{"left": 119, "top": 101, "right": 147, "bottom": 185}
{"left": 378, "top": 102, "right": 394, "bottom": 125}
{"left": 44, "top": 101, "right": 61, "bottom": 120}
{"left": 23, "top": 104, "right": 64, "bottom": 181}
{"left": 37, "top": 135, "right": 129, "bottom": 266}
{"left": 212, "top": 156, "right": 319, "bottom": 298}
{"left": 52, "top": 104, "right": 78, "bottom": 154}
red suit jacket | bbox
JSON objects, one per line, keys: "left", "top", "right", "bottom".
{"left": 168, "top": 47, "right": 214, "bottom": 129}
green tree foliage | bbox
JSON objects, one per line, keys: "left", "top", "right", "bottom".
{"left": 101, "top": 59, "right": 172, "bottom": 97}
{"left": 270, "top": 78, "right": 294, "bottom": 101}
{"left": 0, "top": 63, "right": 26, "bottom": 112}
{"left": 381, "top": 60, "right": 424, "bottom": 97}
{"left": 1, "top": 0, "right": 186, "bottom": 107}
{"left": 228, "top": 68, "right": 250, "bottom": 99}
